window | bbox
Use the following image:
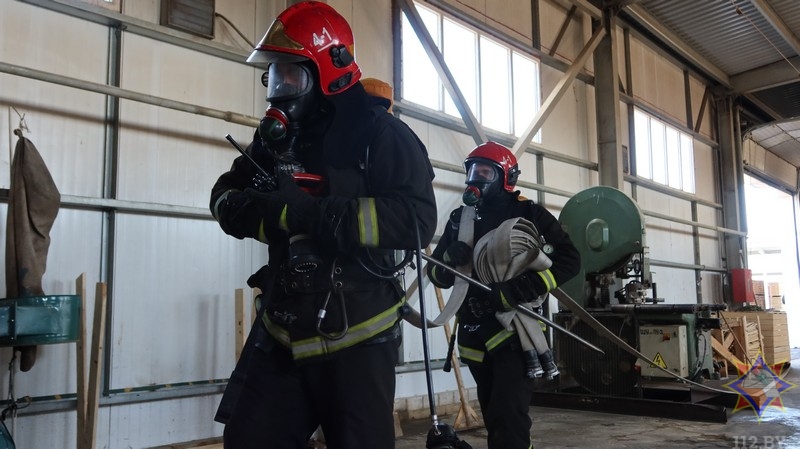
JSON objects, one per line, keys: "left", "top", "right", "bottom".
{"left": 634, "top": 109, "right": 695, "bottom": 193}
{"left": 401, "top": 2, "right": 541, "bottom": 139}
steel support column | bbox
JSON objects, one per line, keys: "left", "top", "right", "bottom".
{"left": 716, "top": 94, "right": 748, "bottom": 305}
{"left": 593, "top": 9, "right": 624, "bottom": 189}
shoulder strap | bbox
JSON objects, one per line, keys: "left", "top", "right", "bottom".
{"left": 360, "top": 105, "right": 392, "bottom": 194}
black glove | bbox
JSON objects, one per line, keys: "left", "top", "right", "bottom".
{"left": 488, "top": 284, "right": 516, "bottom": 312}
{"left": 215, "top": 190, "right": 252, "bottom": 239}
{"left": 443, "top": 241, "right": 472, "bottom": 267}
{"left": 247, "top": 174, "right": 321, "bottom": 234}
{"left": 490, "top": 271, "right": 545, "bottom": 311}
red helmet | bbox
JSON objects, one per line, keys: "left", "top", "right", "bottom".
{"left": 247, "top": 1, "right": 361, "bottom": 95}
{"left": 464, "top": 141, "right": 521, "bottom": 191}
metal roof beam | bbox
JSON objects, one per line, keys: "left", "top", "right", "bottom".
{"left": 731, "top": 57, "right": 800, "bottom": 93}
{"left": 624, "top": 4, "right": 731, "bottom": 88}
{"left": 750, "top": 0, "right": 800, "bottom": 57}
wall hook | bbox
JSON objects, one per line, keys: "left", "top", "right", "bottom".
{"left": 11, "top": 106, "right": 30, "bottom": 137}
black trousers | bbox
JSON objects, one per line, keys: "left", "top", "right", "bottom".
{"left": 223, "top": 332, "right": 399, "bottom": 449}
{"left": 468, "top": 344, "right": 534, "bottom": 449}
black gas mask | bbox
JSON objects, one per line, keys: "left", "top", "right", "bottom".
{"left": 259, "top": 62, "right": 326, "bottom": 273}
{"left": 258, "top": 61, "right": 325, "bottom": 194}
{"left": 462, "top": 161, "right": 503, "bottom": 206}
{"left": 260, "top": 62, "right": 322, "bottom": 157}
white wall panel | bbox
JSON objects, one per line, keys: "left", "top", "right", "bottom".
{"left": 116, "top": 101, "right": 253, "bottom": 208}
{"left": 395, "top": 368, "right": 475, "bottom": 405}
{"left": 107, "top": 395, "right": 224, "bottom": 448}
{"left": 694, "top": 140, "right": 717, "bottom": 201}
{"left": 629, "top": 35, "right": 687, "bottom": 124}
{"left": 542, "top": 159, "right": 587, "bottom": 198}
{"left": 539, "top": 0, "right": 585, "bottom": 61}
{"left": 1, "top": 393, "right": 225, "bottom": 449}
{"left": 653, "top": 266, "right": 699, "bottom": 303}
{"left": 117, "top": 32, "right": 257, "bottom": 208}
{"left": 0, "top": 0, "right": 108, "bottom": 83}
{"left": 540, "top": 67, "right": 592, "bottom": 161}
{"left": 764, "top": 151, "right": 797, "bottom": 190}
{"left": 0, "top": 1, "right": 109, "bottom": 196}
{"left": 689, "top": 75, "right": 713, "bottom": 139}
{"left": 6, "top": 410, "right": 76, "bottom": 449}
{"left": 331, "top": 0, "right": 394, "bottom": 81}
{"left": 0, "top": 82, "right": 107, "bottom": 196}
{"left": 120, "top": 33, "right": 256, "bottom": 114}
{"left": 109, "top": 214, "right": 264, "bottom": 388}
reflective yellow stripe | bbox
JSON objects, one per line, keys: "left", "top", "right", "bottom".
{"left": 500, "top": 291, "right": 512, "bottom": 309}
{"left": 458, "top": 328, "right": 516, "bottom": 364}
{"left": 263, "top": 318, "right": 291, "bottom": 347}
{"left": 537, "top": 269, "right": 557, "bottom": 292}
{"left": 358, "top": 198, "right": 379, "bottom": 247}
{"left": 263, "top": 300, "right": 402, "bottom": 360}
{"left": 458, "top": 344, "right": 484, "bottom": 363}
{"left": 485, "top": 328, "right": 515, "bottom": 351}
{"left": 278, "top": 204, "right": 289, "bottom": 232}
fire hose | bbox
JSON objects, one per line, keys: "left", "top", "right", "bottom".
{"left": 414, "top": 216, "right": 732, "bottom": 393}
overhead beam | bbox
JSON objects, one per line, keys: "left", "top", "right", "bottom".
{"left": 567, "top": 0, "right": 601, "bottom": 19}
{"left": 731, "top": 57, "right": 800, "bottom": 93}
{"left": 624, "top": 4, "right": 731, "bottom": 88}
{"left": 750, "top": 0, "right": 800, "bottom": 57}
{"left": 742, "top": 93, "right": 784, "bottom": 123}
{"left": 19, "top": 0, "right": 249, "bottom": 64}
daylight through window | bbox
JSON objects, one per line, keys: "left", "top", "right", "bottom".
{"left": 401, "top": 2, "right": 541, "bottom": 140}
{"left": 634, "top": 108, "right": 695, "bottom": 193}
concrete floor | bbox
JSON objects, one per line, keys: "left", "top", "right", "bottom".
{"left": 394, "top": 349, "right": 800, "bottom": 449}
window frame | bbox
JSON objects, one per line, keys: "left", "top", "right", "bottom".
{"left": 398, "top": 1, "right": 541, "bottom": 140}
{"left": 633, "top": 108, "right": 696, "bottom": 194}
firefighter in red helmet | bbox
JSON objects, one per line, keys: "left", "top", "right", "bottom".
{"left": 210, "top": 2, "right": 437, "bottom": 448}
{"left": 427, "top": 142, "right": 581, "bottom": 449}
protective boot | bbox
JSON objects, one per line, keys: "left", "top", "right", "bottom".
{"left": 426, "top": 423, "right": 473, "bottom": 449}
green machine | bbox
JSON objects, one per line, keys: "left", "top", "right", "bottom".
{"left": 553, "top": 186, "right": 724, "bottom": 398}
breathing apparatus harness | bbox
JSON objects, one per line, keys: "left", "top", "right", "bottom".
{"left": 225, "top": 99, "right": 415, "bottom": 342}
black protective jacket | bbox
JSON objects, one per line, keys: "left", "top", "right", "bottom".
{"left": 210, "top": 83, "right": 437, "bottom": 362}
{"left": 426, "top": 191, "right": 581, "bottom": 364}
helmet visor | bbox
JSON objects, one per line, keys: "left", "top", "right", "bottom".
{"left": 266, "top": 62, "right": 313, "bottom": 101}
{"left": 466, "top": 161, "right": 498, "bottom": 184}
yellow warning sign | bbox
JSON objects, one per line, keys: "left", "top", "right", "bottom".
{"left": 650, "top": 352, "right": 668, "bottom": 369}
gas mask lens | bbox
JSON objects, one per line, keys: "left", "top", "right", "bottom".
{"left": 266, "top": 62, "right": 312, "bottom": 101}
{"left": 466, "top": 162, "right": 498, "bottom": 184}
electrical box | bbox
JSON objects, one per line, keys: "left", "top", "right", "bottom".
{"left": 730, "top": 268, "right": 755, "bottom": 303}
{"left": 637, "top": 324, "right": 688, "bottom": 378}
